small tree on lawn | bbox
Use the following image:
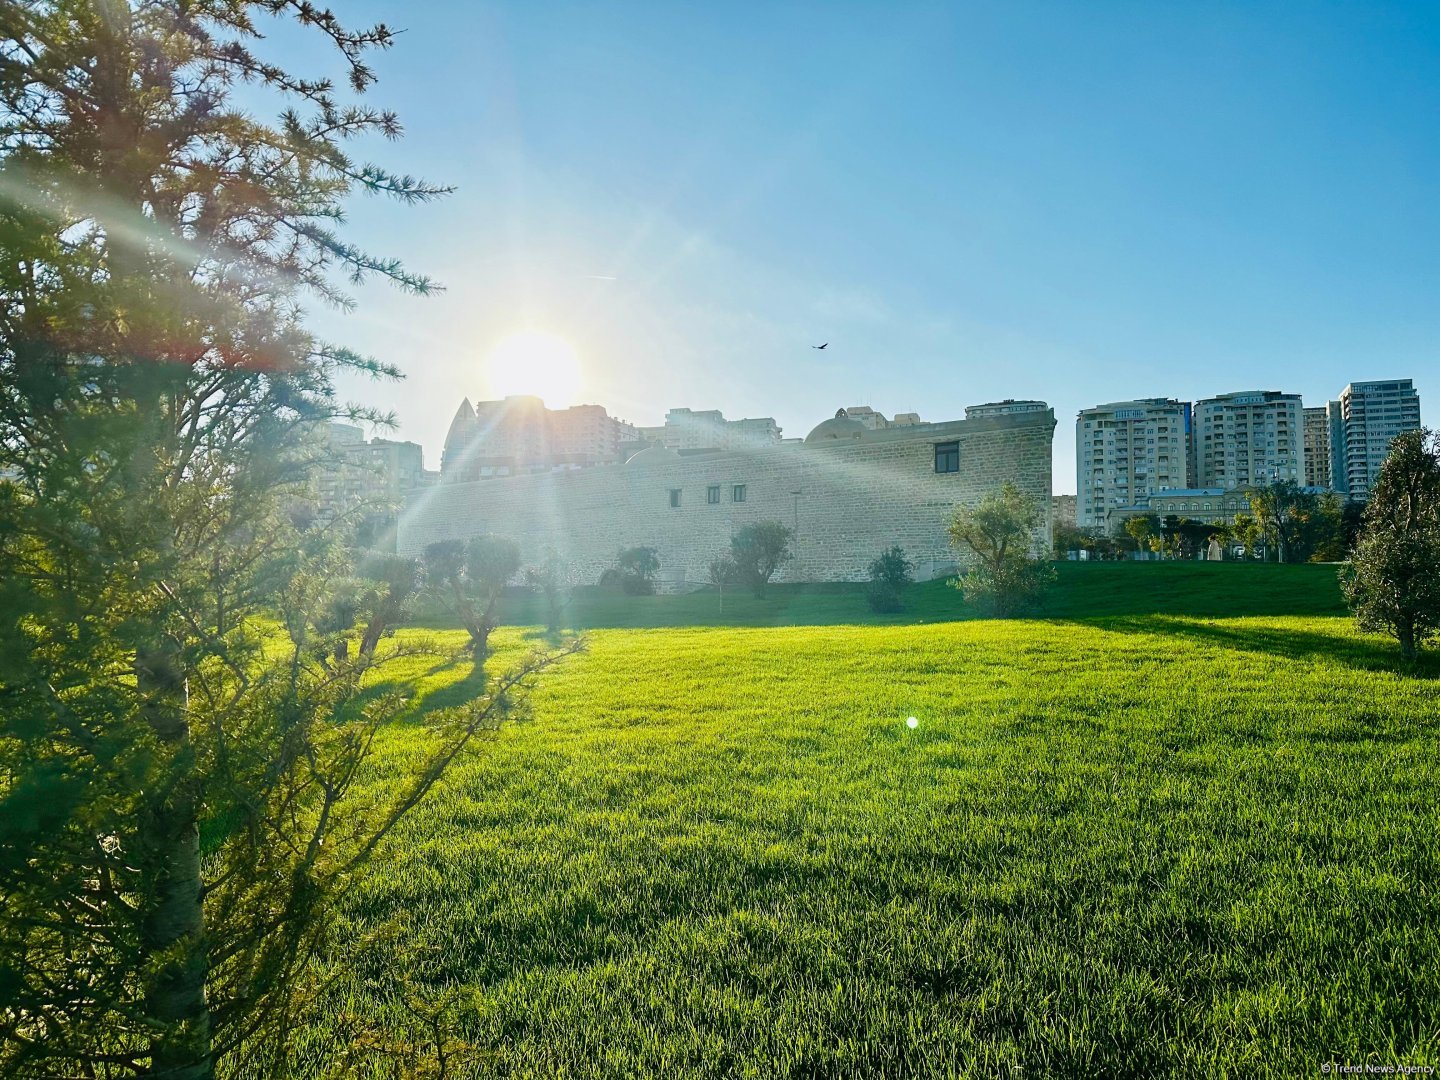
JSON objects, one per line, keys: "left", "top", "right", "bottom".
{"left": 708, "top": 554, "right": 739, "bottom": 615}
{"left": 525, "top": 551, "right": 571, "bottom": 636}
{"left": 423, "top": 536, "right": 522, "bottom": 659}
{"left": 1342, "top": 429, "right": 1440, "bottom": 664}
{"left": 948, "top": 482, "right": 1054, "bottom": 617}
{"left": 865, "top": 545, "right": 914, "bottom": 613}
{"left": 730, "top": 521, "right": 794, "bottom": 598}
{"left": 616, "top": 546, "right": 661, "bottom": 595}
{"left": 356, "top": 553, "right": 422, "bottom": 659}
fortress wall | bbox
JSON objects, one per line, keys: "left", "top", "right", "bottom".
{"left": 397, "top": 411, "right": 1055, "bottom": 586}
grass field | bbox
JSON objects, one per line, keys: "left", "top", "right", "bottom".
{"left": 480, "top": 559, "right": 1353, "bottom": 629}
{"left": 284, "top": 563, "right": 1440, "bottom": 1078}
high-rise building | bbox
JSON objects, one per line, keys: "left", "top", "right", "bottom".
{"left": 1302, "top": 406, "right": 1332, "bottom": 488}
{"left": 309, "top": 423, "right": 431, "bottom": 550}
{"left": 1075, "top": 398, "right": 1193, "bottom": 528}
{"left": 1333, "top": 379, "right": 1423, "bottom": 499}
{"left": 1192, "top": 390, "right": 1303, "bottom": 490}
{"left": 636, "top": 407, "right": 783, "bottom": 451}
{"left": 442, "top": 396, "right": 639, "bottom": 482}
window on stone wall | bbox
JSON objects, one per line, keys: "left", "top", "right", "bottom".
{"left": 733, "top": 484, "right": 746, "bottom": 503}
{"left": 934, "top": 442, "right": 959, "bottom": 473}
{"left": 669, "top": 488, "right": 681, "bottom": 508}
{"left": 707, "top": 485, "right": 720, "bottom": 504}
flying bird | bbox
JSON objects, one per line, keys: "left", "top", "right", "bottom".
{"left": 812, "top": 342, "right": 828, "bottom": 350}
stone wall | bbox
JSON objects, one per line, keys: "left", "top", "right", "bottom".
{"left": 397, "top": 410, "right": 1056, "bottom": 586}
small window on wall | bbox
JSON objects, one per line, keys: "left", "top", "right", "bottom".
{"left": 732, "top": 484, "right": 747, "bottom": 503}
{"left": 934, "top": 442, "right": 959, "bottom": 473}
{"left": 669, "top": 489, "right": 681, "bottom": 508}
{"left": 707, "top": 485, "right": 721, "bottom": 504}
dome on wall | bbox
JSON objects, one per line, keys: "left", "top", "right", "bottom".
{"left": 625, "top": 444, "right": 681, "bottom": 467}
{"left": 804, "top": 416, "right": 867, "bottom": 443}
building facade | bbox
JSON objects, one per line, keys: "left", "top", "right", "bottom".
{"left": 1144, "top": 487, "right": 1252, "bottom": 527}
{"left": 635, "top": 407, "right": 783, "bottom": 451}
{"left": 1332, "top": 379, "right": 1423, "bottom": 499}
{"left": 1075, "top": 398, "right": 1194, "bottom": 528}
{"left": 1193, "top": 390, "right": 1302, "bottom": 489}
{"left": 310, "top": 423, "right": 431, "bottom": 549}
{"left": 399, "top": 405, "right": 1057, "bottom": 587}
{"left": 1302, "top": 406, "right": 1331, "bottom": 489}
{"left": 441, "top": 396, "right": 640, "bottom": 483}
{"left": 966, "top": 399, "right": 1050, "bottom": 420}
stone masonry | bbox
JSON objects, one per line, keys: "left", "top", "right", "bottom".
{"left": 397, "top": 408, "right": 1056, "bottom": 587}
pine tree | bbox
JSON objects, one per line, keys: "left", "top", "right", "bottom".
{"left": 0, "top": 5, "right": 574, "bottom": 1074}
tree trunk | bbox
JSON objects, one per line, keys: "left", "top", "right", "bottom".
{"left": 136, "top": 642, "right": 213, "bottom": 1080}
{"left": 1399, "top": 622, "right": 1417, "bottom": 663}
{"left": 359, "top": 616, "right": 386, "bottom": 658}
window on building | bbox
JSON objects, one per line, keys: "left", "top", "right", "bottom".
{"left": 934, "top": 442, "right": 959, "bottom": 473}
{"left": 669, "top": 489, "right": 681, "bottom": 508}
{"left": 732, "top": 484, "right": 746, "bottom": 503}
{"left": 707, "top": 485, "right": 720, "bottom": 504}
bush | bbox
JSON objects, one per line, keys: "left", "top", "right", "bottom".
{"left": 615, "top": 546, "right": 660, "bottom": 596}
{"left": 865, "top": 546, "right": 914, "bottom": 613}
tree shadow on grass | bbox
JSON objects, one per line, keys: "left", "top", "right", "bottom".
{"left": 414, "top": 656, "right": 489, "bottom": 714}
{"left": 1089, "top": 615, "right": 1440, "bottom": 679}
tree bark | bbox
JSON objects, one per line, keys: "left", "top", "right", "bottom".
{"left": 1399, "top": 622, "right": 1417, "bottom": 663}
{"left": 136, "top": 641, "right": 213, "bottom": 1080}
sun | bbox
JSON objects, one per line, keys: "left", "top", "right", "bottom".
{"left": 485, "top": 329, "right": 583, "bottom": 406}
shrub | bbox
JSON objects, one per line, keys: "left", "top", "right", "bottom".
{"left": 865, "top": 546, "right": 914, "bottom": 613}
{"left": 616, "top": 546, "right": 660, "bottom": 595}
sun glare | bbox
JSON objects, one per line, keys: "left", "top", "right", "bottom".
{"left": 486, "top": 330, "right": 583, "bottom": 406}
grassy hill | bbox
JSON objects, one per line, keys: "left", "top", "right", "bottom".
{"left": 280, "top": 564, "right": 1439, "bottom": 1078}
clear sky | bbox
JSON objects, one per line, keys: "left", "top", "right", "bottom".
{"left": 283, "top": 2, "right": 1439, "bottom": 492}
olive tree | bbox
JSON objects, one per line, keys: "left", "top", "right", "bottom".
{"left": 423, "top": 536, "right": 523, "bottom": 659}
{"left": 730, "top": 521, "right": 794, "bottom": 598}
{"left": 948, "top": 482, "right": 1054, "bottom": 616}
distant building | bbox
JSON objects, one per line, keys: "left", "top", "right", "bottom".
{"left": 1075, "top": 398, "right": 1194, "bottom": 528}
{"left": 310, "top": 423, "right": 430, "bottom": 550}
{"left": 636, "top": 407, "right": 783, "bottom": 451}
{"left": 1302, "top": 406, "right": 1332, "bottom": 488}
{"left": 442, "top": 396, "right": 639, "bottom": 483}
{"left": 401, "top": 403, "right": 1057, "bottom": 587}
{"left": 966, "top": 399, "right": 1049, "bottom": 419}
{"left": 1144, "top": 487, "right": 1251, "bottom": 527}
{"left": 1193, "top": 390, "right": 1302, "bottom": 489}
{"left": 1332, "top": 379, "right": 1423, "bottom": 499}
{"left": 1051, "top": 494, "right": 1077, "bottom": 529}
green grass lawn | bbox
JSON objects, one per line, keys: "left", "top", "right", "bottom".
{"left": 287, "top": 564, "right": 1439, "bottom": 1078}
{"left": 474, "top": 558, "right": 1351, "bottom": 630}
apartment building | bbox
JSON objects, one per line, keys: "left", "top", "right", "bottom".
{"left": 1193, "top": 390, "right": 1302, "bottom": 489}
{"left": 1075, "top": 398, "right": 1194, "bottom": 528}
{"left": 1302, "top": 406, "right": 1332, "bottom": 488}
{"left": 1332, "top": 379, "right": 1423, "bottom": 499}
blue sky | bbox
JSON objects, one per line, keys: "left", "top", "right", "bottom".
{"left": 282, "top": 2, "right": 1440, "bottom": 492}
